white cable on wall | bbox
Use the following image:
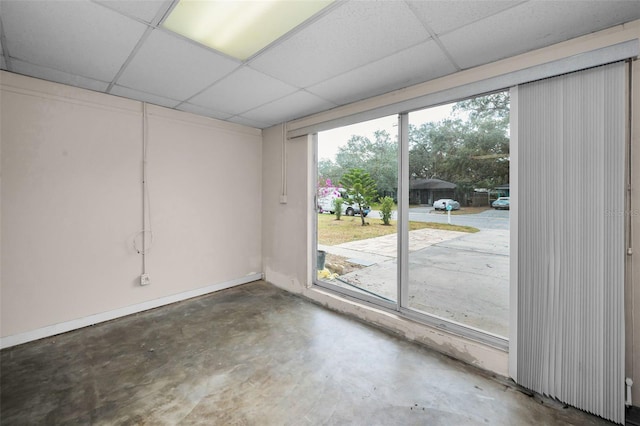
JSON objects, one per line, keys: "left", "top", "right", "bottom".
{"left": 133, "top": 102, "right": 153, "bottom": 271}
{"left": 280, "top": 121, "right": 288, "bottom": 203}
{"left": 627, "top": 59, "right": 634, "bottom": 256}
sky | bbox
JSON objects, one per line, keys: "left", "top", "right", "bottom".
{"left": 317, "top": 103, "right": 455, "bottom": 161}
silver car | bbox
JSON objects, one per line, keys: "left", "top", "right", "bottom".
{"left": 433, "top": 199, "right": 460, "bottom": 211}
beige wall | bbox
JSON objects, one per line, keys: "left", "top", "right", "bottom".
{"left": 0, "top": 72, "right": 262, "bottom": 340}
{"left": 261, "top": 128, "right": 311, "bottom": 291}
{"left": 145, "top": 107, "right": 262, "bottom": 293}
{"left": 262, "top": 21, "right": 640, "bottom": 381}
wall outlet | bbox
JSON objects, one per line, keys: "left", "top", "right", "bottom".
{"left": 140, "top": 273, "right": 151, "bottom": 286}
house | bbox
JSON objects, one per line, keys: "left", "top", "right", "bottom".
{"left": 1, "top": 1, "right": 639, "bottom": 424}
{"left": 471, "top": 184, "right": 510, "bottom": 206}
{"left": 409, "top": 178, "right": 456, "bottom": 205}
{"left": 494, "top": 184, "right": 510, "bottom": 197}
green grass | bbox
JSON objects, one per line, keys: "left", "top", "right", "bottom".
{"left": 317, "top": 213, "right": 478, "bottom": 246}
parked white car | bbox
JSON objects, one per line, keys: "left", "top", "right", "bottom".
{"left": 317, "top": 190, "right": 370, "bottom": 216}
{"left": 433, "top": 199, "right": 460, "bottom": 210}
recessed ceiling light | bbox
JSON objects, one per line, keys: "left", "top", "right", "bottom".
{"left": 162, "top": 0, "right": 334, "bottom": 61}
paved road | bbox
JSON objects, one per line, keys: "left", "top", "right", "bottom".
{"left": 409, "top": 207, "right": 510, "bottom": 230}
{"left": 368, "top": 207, "right": 510, "bottom": 230}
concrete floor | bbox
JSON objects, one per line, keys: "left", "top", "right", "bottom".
{"left": 0, "top": 281, "right": 610, "bottom": 425}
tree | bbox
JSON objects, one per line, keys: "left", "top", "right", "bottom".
{"left": 408, "top": 91, "right": 510, "bottom": 199}
{"left": 324, "top": 92, "right": 509, "bottom": 205}
{"left": 453, "top": 91, "right": 510, "bottom": 128}
{"left": 366, "top": 130, "right": 398, "bottom": 197}
{"left": 318, "top": 159, "right": 342, "bottom": 190}
{"left": 334, "top": 131, "right": 397, "bottom": 197}
{"left": 409, "top": 119, "right": 465, "bottom": 180}
{"left": 339, "top": 168, "right": 378, "bottom": 226}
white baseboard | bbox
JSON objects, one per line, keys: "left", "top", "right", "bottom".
{"left": 0, "top": 273, "right": 263, "bottom": 350}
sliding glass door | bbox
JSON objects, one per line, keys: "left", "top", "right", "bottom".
{"left": 315, "top": 115, "right": 398, "bottom": 305}
{"left": 406, "top": 93, "right": 511, "bottom": 338}
{"left": 315, "top": 92, "right": 511, "bottom": 342}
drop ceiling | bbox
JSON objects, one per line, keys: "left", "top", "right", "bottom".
{"left": 1, "top": 0, "right": 638, "bottom": 129}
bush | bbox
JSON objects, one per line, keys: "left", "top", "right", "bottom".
{"left": 379, "top": 196, "right": 394, "bottom": 225}
{"left": 333, "top": 197, "right": 344, "bottom": 220}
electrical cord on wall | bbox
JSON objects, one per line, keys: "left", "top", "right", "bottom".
{"left": 133, "top": 102, "right": 154, "bottom": 273}
{"left": 628, "top": 59, "right": 634, "bottom": 257}
{"left": 627, "top": 59, "right": 635, "bottom": 390}
{"left": 281, "top": 121, "right": 288, "bottom": 203}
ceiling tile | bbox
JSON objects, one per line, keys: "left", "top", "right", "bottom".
{"left": 406, "top": 1, "right": 522, "bottom": 36}
{"left": 176, "top": 103, "right": 233, "bottom": 121}
{"left": 227, "top": 116, "right": 270, "bottom": 129}
{"left": 308, "top": 40, "right": 456, "bottom": 106}
{"left": 2, "top": 0, "right": 147, "bottom": 82}
{"left": 11, "top": 59, "right": 110, "bottom": 92}
{"left": 189, "top": 67, "right": 298, "bottom": 115}
{"left": 242, "top": 91, "right": 336, "bottom": 125}
{"left": 94, "top": 0, "right": 171, "bottom": 24}
{"left": 440, "top": 1, "right": 640, "bottom": 70}
{"left": 249, "top": 1, "right": 430, "bottom": 88}
{"left": 110, "top": 84, "right": 180, "bottom": 109}
{"left": 3, "top": 0, "right": 638, "bottom": 129}
{"left": 117, "top": 29, "right": 241, "bottom": 101}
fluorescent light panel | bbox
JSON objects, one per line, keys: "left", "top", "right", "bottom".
{"left": 162, "top": 0, "right": 334, "bottom": 61}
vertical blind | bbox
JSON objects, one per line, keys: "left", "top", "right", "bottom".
{"left": 517, "top": 62, "right": 626, "bottom": 424}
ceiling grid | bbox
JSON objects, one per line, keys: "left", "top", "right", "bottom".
{"left": 0, "top": 0, "right": 638, "bottom": 128}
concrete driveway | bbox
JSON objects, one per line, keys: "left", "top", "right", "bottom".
{"left": 319, "top": 226, "right": 510, "bottom": 338}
